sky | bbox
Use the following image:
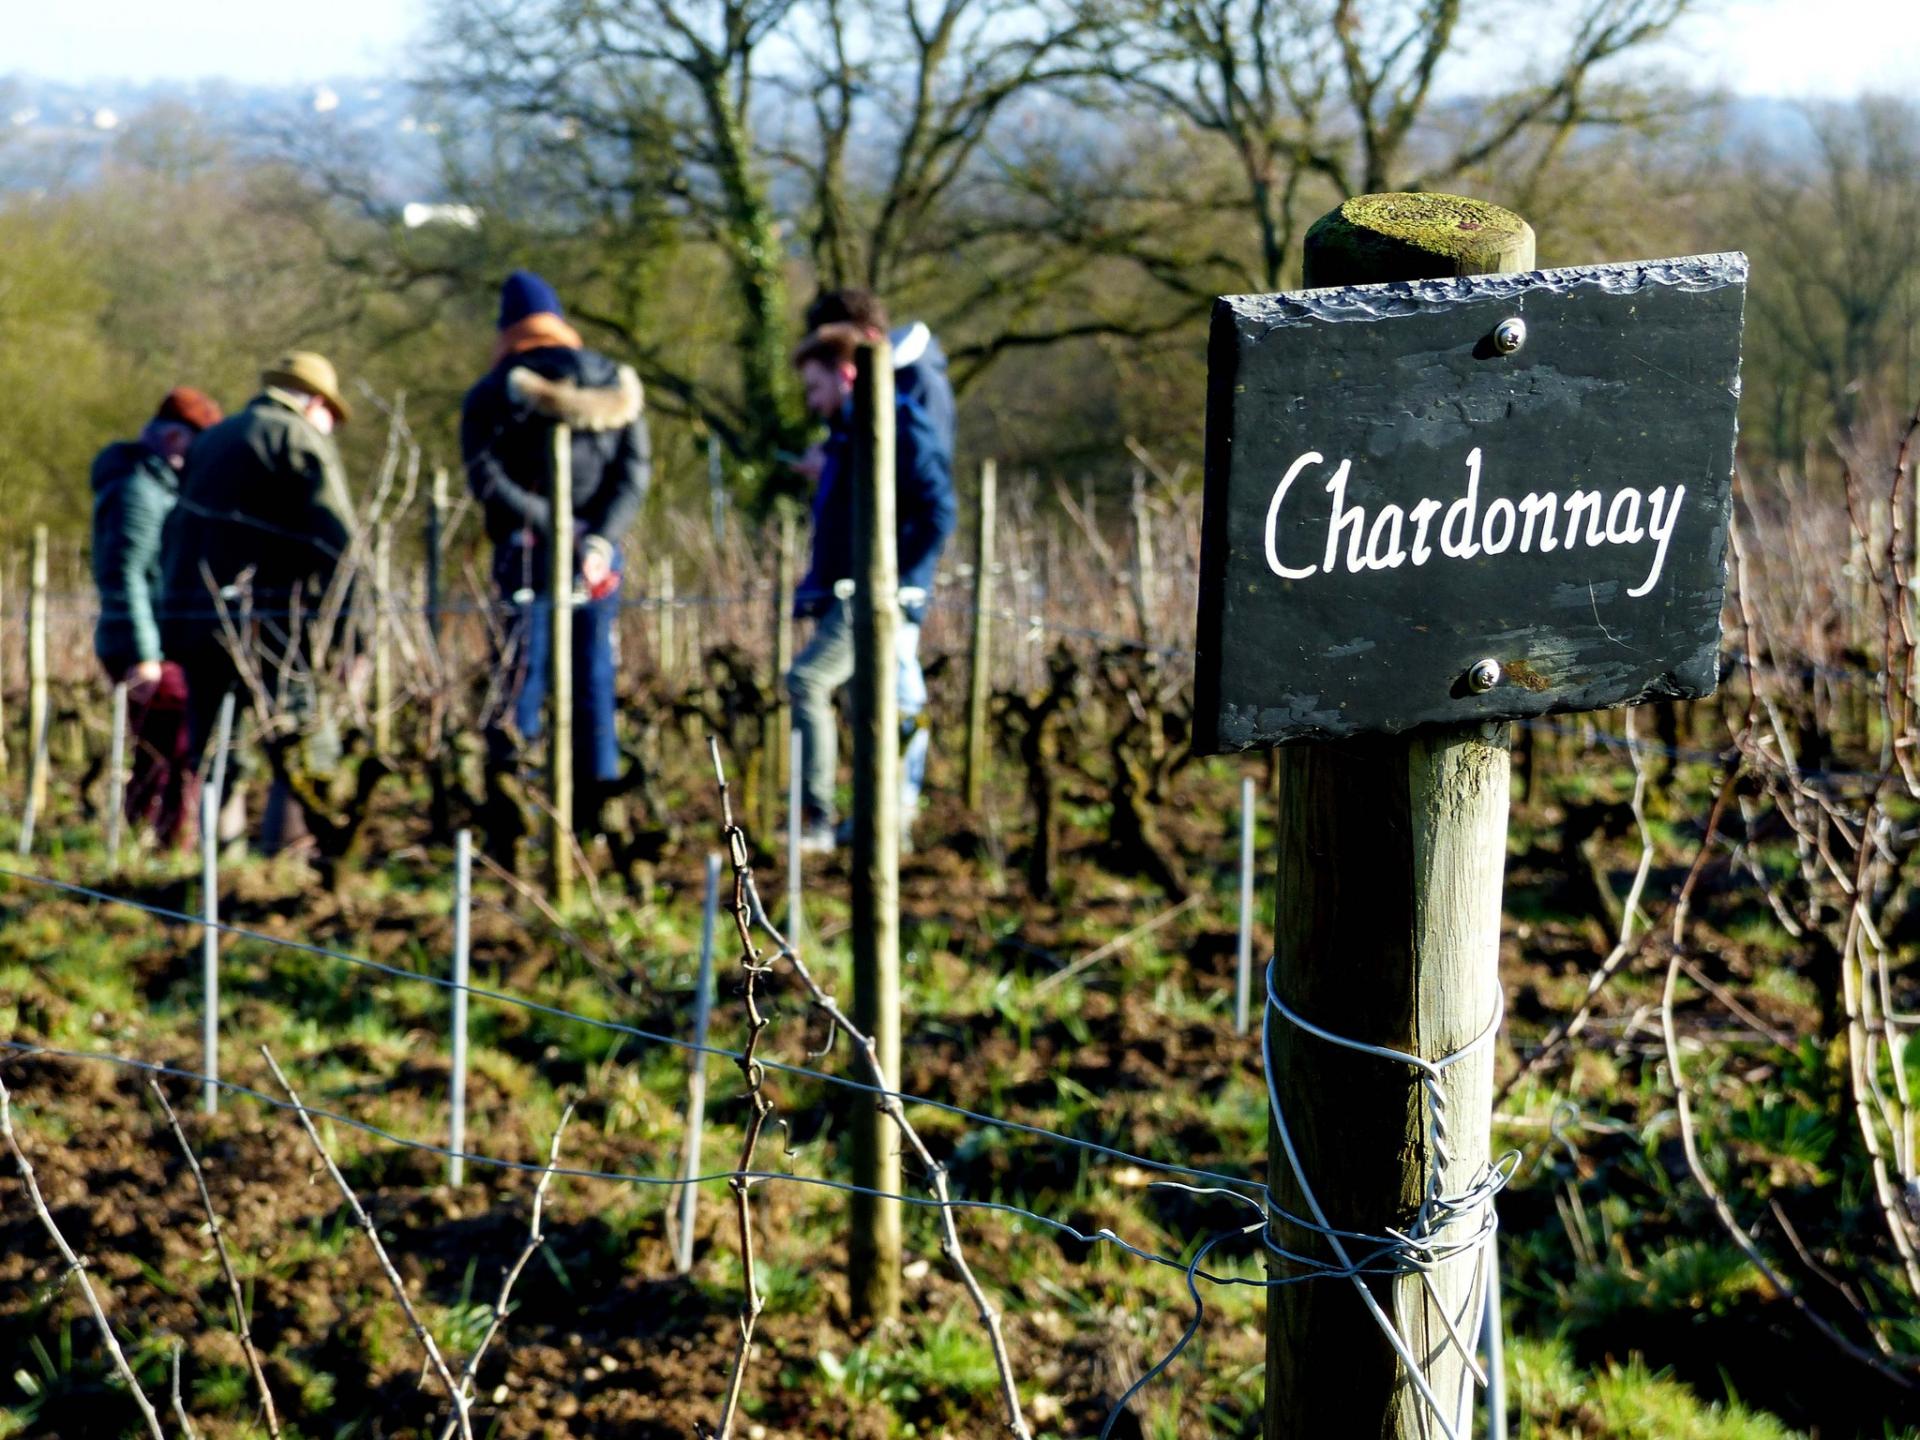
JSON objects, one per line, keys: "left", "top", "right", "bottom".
{"left": 2, "top": 0, "right": 1917, "bottom": 98}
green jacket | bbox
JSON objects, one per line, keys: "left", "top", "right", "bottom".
{"left": 91, "top": 440, "right": 179, "bottom": 669}
{"left": 161, "top": 390, "right": 353, "bottom": 652}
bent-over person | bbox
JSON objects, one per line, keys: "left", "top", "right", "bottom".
{"left": 162, "top": 352, "right": 353, "bottom": 853}
{"left": 91, "top": 386, "right": 223, "bottom": 848}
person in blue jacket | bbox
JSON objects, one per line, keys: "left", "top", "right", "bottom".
{"left": 787, "top": 289, "right": 957, "bottom": 851}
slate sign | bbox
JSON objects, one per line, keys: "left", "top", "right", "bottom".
{"left": 1193, "top": 252, "right": 1748, "bottom": 754}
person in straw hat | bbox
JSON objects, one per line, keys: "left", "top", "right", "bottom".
{"left": 161, "top": 351, "right": 355, "bottom": 853}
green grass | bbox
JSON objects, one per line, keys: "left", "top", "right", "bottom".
{"left": 1511, "top": 1336, "right": 1801, "bottom": 1438}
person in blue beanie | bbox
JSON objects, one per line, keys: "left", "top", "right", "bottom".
{"left": 787, "top": 288, "right": 957, "bottom": 852}
{"left": 462, "top": 270, "right": 651, "bottom": 841}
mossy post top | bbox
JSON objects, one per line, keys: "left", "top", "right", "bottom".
{"left": 1194, "top": 240, "right": 1748, "bottom": 751}
{"left": 1303, "top": 193, "right": 1537, "bottom": 289}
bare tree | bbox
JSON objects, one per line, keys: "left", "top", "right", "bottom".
{"left": 426, "top": 0, "right": 808, "bottom": 475}
{"left": 1739, "top": 97, "right": 1920, "bottom": 455}
{"left": 1075, "top": 0, "right": 1698, "bottom": 291}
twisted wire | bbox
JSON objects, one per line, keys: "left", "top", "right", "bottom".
{"left": 1263, "top": 956, "right": 1518, "bottom": 1440}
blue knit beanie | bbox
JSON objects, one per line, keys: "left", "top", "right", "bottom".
{"left": 498, "top": 270, "right": 564, "bottom": 329}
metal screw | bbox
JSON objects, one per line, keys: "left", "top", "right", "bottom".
{"left": 1466, "top": 658, "right": 1502, "bottom": 694}
{"left": 1492, "top": 317, "right": 1526, "bottom": 355}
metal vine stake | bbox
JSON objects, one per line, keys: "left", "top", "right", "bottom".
{"left": 701, "top": 738, "right": 1032, "bottom": 1439}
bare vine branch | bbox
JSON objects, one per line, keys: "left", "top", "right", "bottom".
{"left": 0, "top": 1071, "right": 167, "bottom": 1440}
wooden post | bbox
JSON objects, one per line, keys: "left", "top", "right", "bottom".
{"left": 765, "top": 508, "right": 797, "bottom": 835}
{"left": 426, "top": 467, "right": 450, "bottom": 838}
{"left": 848, "top": 337, "right": 902, "bottom": 1323}
{"left": 105, "top": 683, "right": 128, "bottom": 865}
{"left": 965, "top": 460, "right": 996, "bottom": 812}
{"left": 373, "top": 521, "right": 394, "bottom": 753}
{"left": 657, "top": 557, "right": 677, "bottom": 685}
{"left": 1264, "top": 194, "right": 1530, "bottom": 1440}
{"left": 549, "top": 424, "right": 575, "bottom": 910}
{"left": 25, "top": 525, "right": 48, "bottom": 827}
{"left": 787, "top": 726, "right": 804, "bottom": 943}
{"left": 1130, "top": 466, "right": 1156, "bottom": 649}
{"left": 0, "top": 562, "right": 9, "bottom": 781}
{"left": 426, "top": 466, "right": 447, "bottom": 650}
{"left": 708, "top": 432, "right": 727, "bottom": 547}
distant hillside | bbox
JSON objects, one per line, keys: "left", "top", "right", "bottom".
{"left": 0, "top": 71, "right": 1840, "bottom": 201}
{"left": 0, "top": 73, "right": 440, "bottom": 193}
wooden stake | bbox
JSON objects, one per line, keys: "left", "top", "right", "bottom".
{"left": 427, "top": 466, "right": 451, "bottom": 838}
{"left": 787, "top": 726, "right": 804, "bottom": 944}
{"left": 1130, "top": 466, "right": 1156, "bottom": 650}
{"left": 708, "top": 432, "right": 727, "bottom": 547}
{"left": 0, "top": 561, "right": 10, "bottom": 780}
{"left": 848, "top": 337, "right": 902, "bottom": 1323}
{"left": 965, "top": 460, "right": 996, "bottom": 812}
{"left": 25, "top": 525, "right": 48, "bottom": 827}
{"left": 427, "top": 466, "right": 447, "bottom": 649}
{"left": 106, "top": 683, "right": 128, "bottom": 865}
{"left": 766, "top": 507, "right": 797, "bottom": 836}
{"left": 1264, "top": 193, "right": 1530, "bottom": 1440}
{"left": 549, "top": 424, "right": 575, "bottom": 910}
{"left": 373, "top": 521, "right": 393, "bottom": 754}
{"left": 658, "top": 557, "right": 677, "bottom": 685}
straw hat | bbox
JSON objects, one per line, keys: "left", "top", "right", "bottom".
{"left": 261, "top": 351, "right": 351, "bottom": 424}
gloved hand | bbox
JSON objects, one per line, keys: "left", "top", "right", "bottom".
{"left": 580, "top": 534, "right": 619, "bottom": 599}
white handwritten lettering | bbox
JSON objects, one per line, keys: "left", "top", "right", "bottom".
{"left": 1323, "top": 460, "right": 1364, "bottom": 575}
{"left": 1631, "top": 485, "right": 1685, "bottom": 597}
{"left": 1264, "top": 451, "right": 1322, "bottom": 579}
{"left": 1260, "top": 446, "right": 1690, "bottom": 598}
{"left": 1439, "top": 448, "right": 1483, "bottom": 559}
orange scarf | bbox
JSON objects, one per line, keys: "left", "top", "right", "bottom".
{"left": 493, "top": 312, "right": 585, "bottom": 366}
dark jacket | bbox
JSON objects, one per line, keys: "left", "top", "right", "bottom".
{"left": 91, "top": 440, "right": 178, "bottom": 669}
{"left": 161, "top": 390, "right": 352, "bottom": 653}
{"left": 796, "top": 322, "right": 957, "bottom": 621}
{"left": 460, "top": 346, "right": 650, "bottom": 589}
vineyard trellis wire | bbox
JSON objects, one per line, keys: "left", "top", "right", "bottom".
{"left": 9, "top": 682, "right": 1910, "bottom": 1435}
{"left": 10, "top": 410, "right": 1920, "bottom": 1432}
{"left": 1, "top": 752, "right": 1301, "bottom": 1436}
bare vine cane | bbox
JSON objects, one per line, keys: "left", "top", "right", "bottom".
{"left": 260, "top": 1047, "right": 474, "bottom": 1439}
{"left": 704, "top": 738, "right": 1034, "bottom": 1439}
{"left": 171, "top": 1342, "right": 202, "bottom": 1439}
{"left": 148, "top": 1080, "right": 282, "bottom": 1438}
{"left": 1494, "top": 707, "right": 1663, "bottom": 1109}
{"left": 0, "top": 1071, "right": 167, "bottom": 1440}
{"left": 1657, "top": 510, "right": 1920, "bottom": 1382}
{"left": 698, "top": 739, "right": 780, "bottom": 1440}
{"left": 436, "top": 1104, "right": 576, "bottom": 1440}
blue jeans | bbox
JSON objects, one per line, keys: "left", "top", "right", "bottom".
{"left": 499, "top": 564, "right": 623, "bottom": 784}
{"left": 787, "top": 600, "right": 928, "bottom": 826}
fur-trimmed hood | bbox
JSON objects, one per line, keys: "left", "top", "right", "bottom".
{"left": 506, "top": 364, "right": 644, "bottom": 432}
